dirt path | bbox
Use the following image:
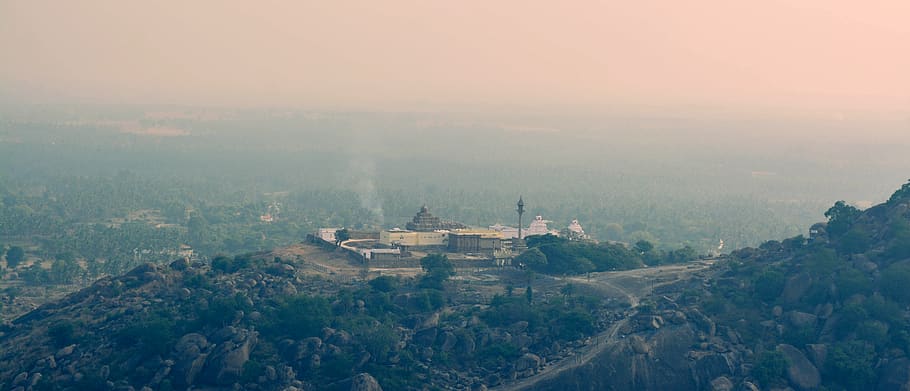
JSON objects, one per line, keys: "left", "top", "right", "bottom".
{"left": 494, "top": 260, "right": 716, "bottom": 390}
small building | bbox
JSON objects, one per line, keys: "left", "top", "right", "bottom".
{"left": 177, "top": 244, "right": 194, "bottom": 259}
{"left": 316, "top": 228, "right": 340, "bottom": 243}
{"left": 379, "top": 229, "right": 448, "bottom": 247}
{"left": 489, "top": 223, "right": 520, "bottom": 239}
{"left": 359, "top": 248, "right": 402, "bottom": 261}
{"left": 447, "top": 230, "right": 503, "bottom": 254}
{"left": 490, "top": 216, "right": 559, "bottom": 239}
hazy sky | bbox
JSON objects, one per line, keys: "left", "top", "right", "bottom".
{"left": 2, "top": 0, "right": 908, "bottom": 115}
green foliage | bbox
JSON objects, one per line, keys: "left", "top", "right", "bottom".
{"left": 664, "top": 245, "right": 698, "bottom": 264}
{"left": 884, "top": 221, "right": 910, "bottom": 261}
{"left": 826, "top": 341, "right": 876, "bottom": 391}
{"left": 240, "top": 360, "right": 265, "bottom": 383}
{"left": 864, "top": 294, "right": 903, "bottom": 326}
{"left": 805, "top": 248, "right": 841, "bottom": 277}
{"left": 199, "top": 293, "right": 253, "bottom": 327}
{"left": 547, "top": 309, "right": 595, "bottom": 340}
{"left": 834, "top": 268, "right": 871, "bottom": 301}
{"left": 634, "top": 240, "right": 654, "bottom": 254}
{"left": 782, "top": 325, "right": 815, "bottom": 347}
{"left": 752, "top": 350, "right": 788, "bottom": 388}
{"left": 887, "top": 179, "right": 910, "bottom": 205}
{"left": 753, "top": 269, "right": 785, "bottom": 302}
{"left": 116, "top": 312, "right": 178, "bottom": 357}
{"left": 525, "top": 235, "right": 643, "bottom": 275}
{"left": 476, "top": 342, "right": 521, "bottom": 367}
{"left": 825, "top": 201, "right": 861, "bottom": 237}
{"left": 880, "top": 262, "right": 910, "bottom": 304}
{"left": 334, "top": 228, "right": 350, "bottom": 245}
{"left": 838, "top": 226, "right": 872, "bottom": 254}
{"left": 368, "top": 275, "right": 400, "bottom": 293}
{"left": 836, "top": 304, "right": 869, "bottom": 338}
{"left": 267, "top": 295, "right": 332, "bottom": 339}
{"left": 514, "top": 248, "right": 547, "bottom": 268}
{"left": 48, "top": 320, "right": 77, "bottom": 348}
{"left": 359, "top": 323, "right": 398, "bottom": 361}
{"left": 211, "top": 254, "right": 256, "bottom": 274}
{"left": 419, "top": 254, "right": 454, "bottom": 290}
{"left": 5, "top": 246, "right": 24, "bottom": 268}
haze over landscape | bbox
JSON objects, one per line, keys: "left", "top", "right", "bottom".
{"left": 2, "top": 1, "right": 910, "bottom": 391}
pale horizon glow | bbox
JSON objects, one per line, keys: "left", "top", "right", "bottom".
{"left": 1, "top": 0, "right": 908, "bottom": 117}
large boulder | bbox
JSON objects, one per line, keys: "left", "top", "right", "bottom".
{"left": 694, "top": 353, "right": 735, "bottom": 389}
{"left": 349, "top": 373, "right": 383, "bottom": 391}
{"left": 201, "top": 328, "right": 258, "bottom": 385}
{"left": 781, "top": 274, "right": 812, "bottom": 304}
{"left": 777, "top": 344, "right": 820, "bottom": 390}
{"left": 515, "top": 353, "right": 542, "bottom": 373}
{"left": 710, "top": 376, "right": 734, "bottom": 391}
{"left": 786, "top": 311, "right": 818, "bottom": 329}
{"left": 172, "top": 333, "right": 210, "bottom": 387}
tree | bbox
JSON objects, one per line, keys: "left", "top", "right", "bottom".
{"left": 514, "top": 248, "right": 547, "bottom": 269}
{"left": 368, "top": 275, "right": 399, "bottom": 292}
{"left": 334, "top": 228, "right": 350, "bottom": 246}
{"left": 752, "top": 350, "right": 788, "bottom": 388}
{"left": 5, "top": 246, "right": 24, "bottom": 269}
{"left": 634, "top": 240, "right": 654, "bottom": 254}
{"left": 824, "top": 201, "right": 861, "bottom": 236}
{"left": 419, "top": 254, "right": 454, "bottom": 289}
{"left": 888, "top": 179, "right": 910, "bottom": 204}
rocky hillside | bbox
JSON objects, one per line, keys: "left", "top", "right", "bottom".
{"left": 4, "top": 181, "right": 910, "bottom": 391}
{"left": 526, "top": 181, "right": 910, "bottom": 391}
{"left": 0, "top": 249, "right": 619, "bottom": 391}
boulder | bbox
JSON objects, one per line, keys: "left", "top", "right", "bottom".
{"left": 169, "top": 258, "right": 189, "bottom": 270}
{"left": 201, "top": 328, "right": 258, "bottom": 385}
{"left": 694, "top": 353, "right": 735, "bottom": 389}
{"left": 786, "top": 311, "right": 818, "bottom": 329}
{"left": 806, "top": 344, "right": 827, "bottom": 369}
{"left": 740, "top": 381, "right": 760, "bottom": 391}
{"left": 350, "top": 373, "right": 383, "bottom": 391}
{"left": 509, "top": 321, "right": 529, "bottom": 334}
{"left": 515, "top": 353, "right": 542, "bottom": 372}
{"left": 777, "top": 344, "right": 820, "bottom": 390}
{"left": 710, "top": 376, "right": 734, "bottom": 391}
{"left": 687, "top": 308, "right": 716, "bottom": 337}
{"left": 772, "top": 306, "right": 783, "bottom": 318}
{"left": 629, "top": 335, "right": 650, "bottom": 355}
{"left": 456, "top": 333, "right": 476, "bottom": 356}
{"left": 440, "top": 331, "right": 457, "bottom": 352}
{"left": 419, "top": 312, "right": 440, "bottom": 330}
{"left": 781, "top": 274, "right": 812, "bottom": 304}
{"left": 815, "top": 303, "right": 834, "bottom": 319}
{"left": 414, "top": 328, "right": 437, "bottom": 347}
{"left": 55, "top": 344, "right": 76, "bottom": 358}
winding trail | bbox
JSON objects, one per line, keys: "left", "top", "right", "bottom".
{"left": 494, "top": 260, "right": 716, "bottom": 391}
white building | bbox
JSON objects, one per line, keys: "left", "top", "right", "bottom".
{"left": 316, "top": 228, "right": 340, "bottom": 243}
{"left": 525, "top": 215, "right": 558, "bottom": 237}
{"left": 490, "top": 216, "right": 559, "bottom": 239}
